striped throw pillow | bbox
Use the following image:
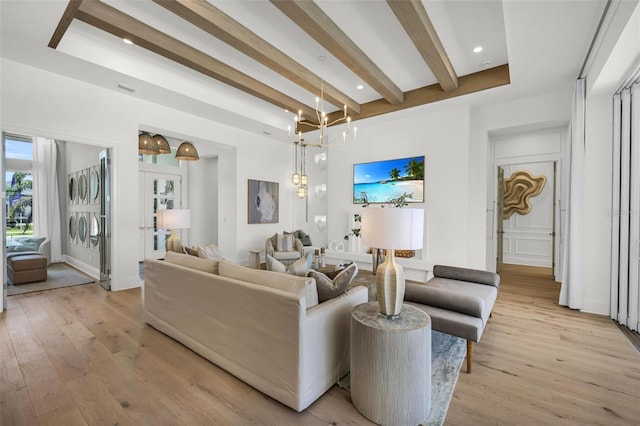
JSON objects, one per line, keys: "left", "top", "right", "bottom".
{"left": 276, "top": 233, "right": 294, "bottom": 251}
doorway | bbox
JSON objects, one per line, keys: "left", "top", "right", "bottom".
{"left": 496, "top": 161, "right": 557, "bottom": 278}
{"left": 138, "top": 171, "right": 183, "bottom": 260}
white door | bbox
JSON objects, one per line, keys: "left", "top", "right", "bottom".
{"left": 502, "top": 162, "right": 554, "bottom": 268}
{"left": 139, "top": 172, "right": 182, "bottom": 260}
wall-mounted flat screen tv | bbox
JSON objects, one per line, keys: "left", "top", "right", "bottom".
{"left": 353, "top": 156, "right": 425, "bottom": 204}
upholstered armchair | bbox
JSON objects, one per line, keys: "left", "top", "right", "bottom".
{"left": 265, "top": 233, "right": 304, "bottom": 266}
{"left": 6, "top": 236, "right": 51, "bottom": 266}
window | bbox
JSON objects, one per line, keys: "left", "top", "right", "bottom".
{"left": 4, "top": 134, "right": 33, "bottom": 236}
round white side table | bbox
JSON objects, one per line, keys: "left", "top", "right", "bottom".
{"left": 351, "top": 302, "right": 431, "bottom": 426}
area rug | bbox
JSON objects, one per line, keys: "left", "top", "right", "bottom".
{"left": 339, "top": 330, "right": 465, "bottom": 426}
{"left": 7, "top": 263, "right": 95, "bottom": 296}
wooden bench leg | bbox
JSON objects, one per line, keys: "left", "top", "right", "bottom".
{"left": 466, "top": 340, "right": 474, "bottom": 374}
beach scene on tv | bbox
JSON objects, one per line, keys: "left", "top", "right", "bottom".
{"left": 353, "top": 156, "right": 425, "bottom": 204}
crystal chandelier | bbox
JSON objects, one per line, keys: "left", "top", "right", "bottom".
{"left": 289, "top": 58, "right": 358, "bottom": 198}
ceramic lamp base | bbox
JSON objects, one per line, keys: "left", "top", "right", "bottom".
{"left": 165, "top": 229, "right": 183, "bottom": 253}
{"left": 375, "top": 250, "right": 405, "bottom": 317}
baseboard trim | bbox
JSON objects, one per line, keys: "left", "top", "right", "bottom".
{"left": 63, "top": 255, "right": 99, "bottom": 280}
{"left": 581, "top": 298, "right": 609, "bottom": 316}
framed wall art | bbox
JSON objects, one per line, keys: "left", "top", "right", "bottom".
{"left": 248, "top": 179, "right": 279, "bottom": 224}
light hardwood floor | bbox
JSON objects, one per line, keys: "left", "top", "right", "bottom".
{"left": 1, "top": 264, "right": 638, "bottom": 425}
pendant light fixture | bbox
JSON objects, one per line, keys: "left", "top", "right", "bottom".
{"left": 176, "top": 141, "right": 199, "bottom": 161}
{"left": 291, "top": 141, "right": 301, "bottom": 185}
{"left": 153, "top": 134, "right": 171, "bottom": 154}
{"left": 138, "top": 132, "right": 159, "bottom": 155}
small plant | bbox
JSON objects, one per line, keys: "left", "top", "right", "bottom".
{"left": 386, "top": 192, "right": 412, "bottom": 208}
{"left": 344, "top": 213, "right": 362, "bottom": 240}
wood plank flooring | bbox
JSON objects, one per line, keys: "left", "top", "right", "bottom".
{"left": 1, "top": 264, "right": 639, "bottom": 425}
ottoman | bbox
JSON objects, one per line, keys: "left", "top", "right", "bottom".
{"left": 7, "top": 252, "right": 48, "bottom": 285}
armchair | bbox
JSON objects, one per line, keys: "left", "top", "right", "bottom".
{"left": 6, "top": 236, "right": 51, "bottom": 265}
{"left": 265, "top": 233, "right": 304, "bottom": 266}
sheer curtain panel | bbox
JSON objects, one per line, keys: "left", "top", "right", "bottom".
{"left": 560, "top": 78, "right": 586, "bottom": 310}
{"left": 32, "top": 137, "right": 62, "bottom": 263}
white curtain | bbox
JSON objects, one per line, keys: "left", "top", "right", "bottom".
{"left": 611, "top": 82, "right": 640, "bottom": 332}
{"left": 559, "top": 78, "right": 585, "bottom": 309}
{"left": 32, "top": 137, "right": 62, "bottom": 263}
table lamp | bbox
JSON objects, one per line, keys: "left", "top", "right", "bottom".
{"left": 158, "top": 209, "right": 191, "bottom": 253}
{"left": 361, "top": 208, "right": 424, "bottom": 318}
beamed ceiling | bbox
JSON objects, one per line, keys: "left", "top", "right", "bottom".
{"left": 1, "top": 1, "right": 609, "bottom": 145}
{"left": 47, "top": 0, "right": 510, "bottom": 132}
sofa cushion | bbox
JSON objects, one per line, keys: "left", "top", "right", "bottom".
{"left": 218, "top": 260, "right": 318, "bottom": 308}
{"left": 307, "top": 263, "right": 358, "bottom": 303}
{"left": 433, "top": 265, "right": 500, "bottom": 288}
{"left": 165, "top": 251, "right": 219, "bottom": 274}
{"left": 404, "top": 282, "right": 484, "bottom": 318}
{"left": 266, "top": 253, "right": 312, "bottom": 276}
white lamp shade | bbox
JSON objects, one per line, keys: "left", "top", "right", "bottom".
{"left": 158, "top": 209, "right": 191, "bottom": 229}
{"left": 360, "top": 208, "right": 424, "bottom": 249}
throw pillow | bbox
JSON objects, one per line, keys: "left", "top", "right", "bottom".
{"left": 184, "top": 246, "right": 199, "bottom": 257}
{"left": 197, "top": 243, "right": 225, "bottom": 260}
{"left": 276, "top": 233, "right": 294, "bottom": 252}
{"left": 266, "top": 252, "right": 312, "bottom": 277}
{"left": 17, "top": 237, "right": 46, "bottom": 252}
{"left": 266, "top": 254, "right": 287, "bottom": 273}
{"left": 307, "top": 263, "right": 358, "bottom": 303}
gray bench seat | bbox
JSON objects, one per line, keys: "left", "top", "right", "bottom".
{"left": 404, "top": 265, "right": 500, "bottom": 373}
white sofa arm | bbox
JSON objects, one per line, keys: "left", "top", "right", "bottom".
{"left": 299, "top": 286, "right": 368, "bottom": 409}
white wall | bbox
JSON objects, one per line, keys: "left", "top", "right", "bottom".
{"left": 61, "top": 140, "right": 103, "bottom": 278}
{"left": 327, "top": 104, "right": 471, "bottom": 269}
{"left": 1, "top": 58, "right": 293, "bottom": 290}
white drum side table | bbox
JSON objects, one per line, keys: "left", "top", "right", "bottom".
{"left": 351, "top": 302, "right": 431, "bottom": 426}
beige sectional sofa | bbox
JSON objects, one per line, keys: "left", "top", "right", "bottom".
{"left": 143, "top": 252, "right": 368, "bottom": 412}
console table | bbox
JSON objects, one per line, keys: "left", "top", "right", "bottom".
{"left": 350, "top": 302, "right": 431, "bottom": 425}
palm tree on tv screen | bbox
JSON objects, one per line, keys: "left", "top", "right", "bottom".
{"left": 389, "top": 168, "right": 401, "bottom": 181}
{"left": 405, "top": 158, "right": 424, "bottom": 180}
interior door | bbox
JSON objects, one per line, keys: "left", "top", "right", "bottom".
{"left": 139, "top": 172, "right": 182, "bottom": 260}
{"left": 496, "top": 166, "right": 504, "bottom": 273}
{"left": 501, "top": 162, "right": 554, "bottom": 268}
{"left": 99, "top": 149, "right": 111, "bottom": 290}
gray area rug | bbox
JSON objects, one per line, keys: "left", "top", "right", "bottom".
{"left": 7, "top": 263, "right": 95, "bottom": 296}
{"left": 339, "top": 330, "right": 465, "bottom": 426}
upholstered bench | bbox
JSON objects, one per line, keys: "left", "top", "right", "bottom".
{"left": 7, "top": 252, "right": 48, "bottom": 285}
{"left": 404, "top": 265, "right": 500, "bottom": 374}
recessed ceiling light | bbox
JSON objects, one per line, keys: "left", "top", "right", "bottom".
{"left": 356, "top": 84, "right": 364, "bottom": 90}
{"left": 123, "top": 38, "right": 133, "bottom": 45}
{"left": 473, "top": 46, "right": 483, "bottom": 53}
